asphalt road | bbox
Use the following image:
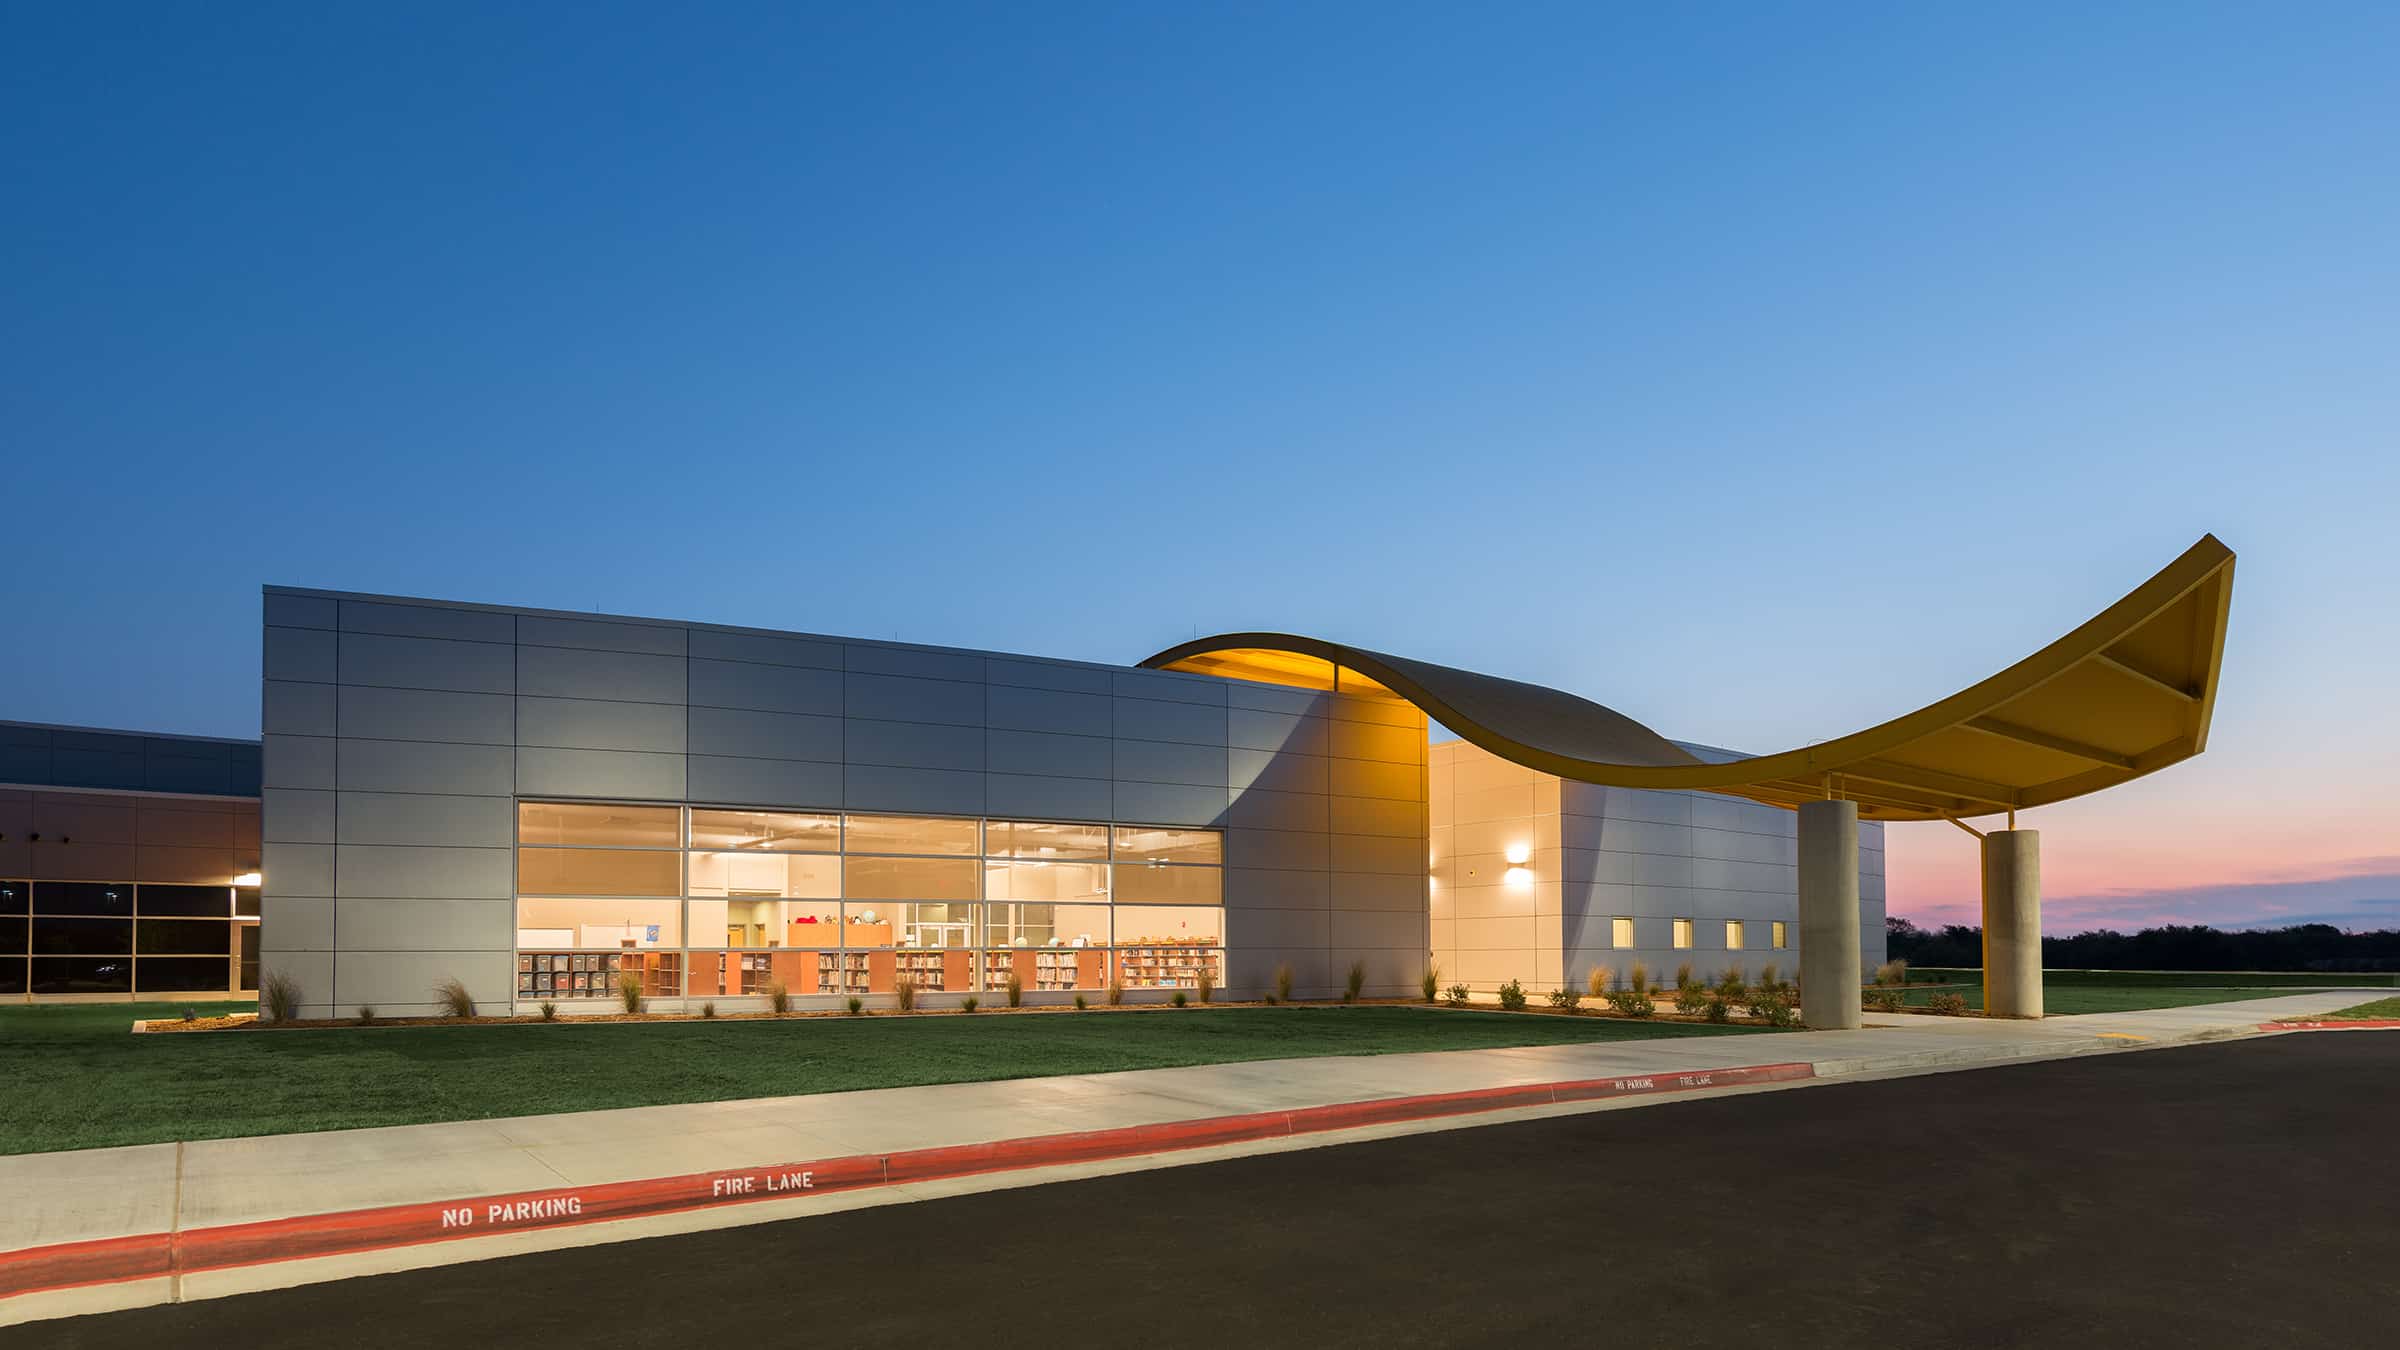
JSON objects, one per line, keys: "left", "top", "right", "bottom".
{"left": 26, "top": 1034, "right": 2399, "bottom": 1349}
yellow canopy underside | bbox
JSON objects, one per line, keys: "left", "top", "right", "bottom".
{"left": 1143, "top": 536, "right": 2235, "bottom": 823}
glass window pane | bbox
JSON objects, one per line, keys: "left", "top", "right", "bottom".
{"left": 33, "top": 957, "right": 130, "bottom": 994}
{"left": 1113, "top": 862, "right": 1221, "bottom": 905}
{"left": 1724, "top": 920, "right": 1744, "bottom": 950}
{"left": 516, "top": 950, "right": 644, "bottom": 1001}
{"left": 139, "top": 884, "right": 230, "bottom": 917}
{"left": 689, "top": 851, "right": 839, "bottom": 899}
{"left": 893, "top": 949, "right": 971, "bottom": 992}
{"left": 1611, "top": 916, "right": 1634, "bottom": 948}
{"left": 690, "top": 897, "right": 841, "bottom": 950}
{"left": 1112, "top": 826, "right": 1221, "bottom": 865}
{"left": 979, "top": 902, "right": 1111, "bottom": 950}
{"left": 517, "top": 802, "right": 680, "bottom": 848}
{"left": 1673, "top": 918, "right": 1694, "bottom": 949}
{"left": 982, "top": 903, "right": 1112, "bottom": 992}
{"left": 1773, "top": 921, "right": 1789, "bottom": 949}
{"left": 777, "top": 900, "right": 843, "bottom": 949}
{"left": 234, "top": 886, "right": 261, "bottom": 917}
{"left": 138, "top": 919, "right": 232, "bottom": 955}
{"left": 1114, "top": 904, "right": 1222, "bottom": 946}
{"left": 0, "top": 958, "right": 25, "bottom": 995}
{"left": 2, "top": 880, "right": 27, "bottom": 914}
{"left": 983, "top": 820, "right": 1108, "bottom": 859}
{"left": 843, "top": 856, "right": 977, "bottom": 901}
{"left": 34, "top": 882, "right": 133, "bottom": 915}
{"left": 983, "top": 861, "right": 1110, "bottom": 902}
{"left": 515, "top": 895, "right": 682, "bottom": 948}
{"left": 686, "top": 950, "right": 795, "bottom": 998}
{"left": 2, "top": 916, "right": 25, "bottom": 953}
{"left": 33, "top": 916, "right": 131, "bottom": 955}
{"left": 840, "top": 905, "right": 896, "bottom": 949}
{"left": 517, "top": 848, "right": 681, "bottom": 896}
{"left": 136, "top": 956, "right": 230, "bottom": 992}
{"left": 689, "top": 809, "right": 839, "bottom": 853}
{"left": 844, "top": 814, "right": 978, "bottom": 856}
{"left": 1003, "top": 908, "right": 1104, "bottom": 984}
{"left": 1114, "top": 906, "right": 1223, "bottom": 989}
{"left": 718, "top": 945, "right": 834, "bottom": 995}
{"left": 889, "top": 902, "right": 976, "bottom": 949}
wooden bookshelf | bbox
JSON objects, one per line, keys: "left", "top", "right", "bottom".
{"left": 1115, "top": 941, "right": 1222, "bottom": 989}
{"left": 817, "top": 950, "right": 872, "bottom": 994}
{"left": 894, "top": 949, "right": 950, "bottom": 991}
{"left": 1032, "top": 948, "right": 1102, "bottom": 991}
{"left": 982, "top": 948, "right": 1041, "bottom": 992}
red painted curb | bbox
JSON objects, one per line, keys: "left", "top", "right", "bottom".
{"left": 0, "top": 1234, "right": 172, "bottom": 1300}
{"left": 2260, "top": 1019, "right": 2400, "bottom": 1031}
{"left": 0, "top": 1059, "right": 1812, "bottom": 1303}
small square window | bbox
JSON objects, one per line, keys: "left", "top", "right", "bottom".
{"left": 1772, "top": 921, "right": 1789, "bottom": 949}
{"left": 1610, "top": 916, "right": 1634, "bottom": 948}
{"left": 1672, "top": 918, "right": 1694, "bottom": 949}
{"left": 1724, "top": 919, "right": 1744, "bottom": 950}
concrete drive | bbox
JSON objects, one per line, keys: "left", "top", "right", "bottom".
{"left": 0, "top": 990, "right": 2377, "bottom": 1326}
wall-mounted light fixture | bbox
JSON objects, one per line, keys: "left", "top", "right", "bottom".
{"left": 1504, "top": 866, "right": 1532, "bottom": 888}
{"left": 1503, "top": 843, "right": 1530, "bottom": 865}
{"left": 232, "top": 872, "right": 263, "bottom": 887}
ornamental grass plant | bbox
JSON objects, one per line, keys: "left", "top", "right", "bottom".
{"left": 260, "top": 970, "right": 301, "bottom": 1023}
{"left": 434, "top": 976, "right": 476, "bottom": 1020}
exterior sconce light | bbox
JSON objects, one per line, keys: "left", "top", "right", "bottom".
{"left": 232, "top": 872, "right": 263, "bottom": 887}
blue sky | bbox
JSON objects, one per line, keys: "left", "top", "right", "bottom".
{"left": 4, "top": 3, "right": 2394, "bottom": 926}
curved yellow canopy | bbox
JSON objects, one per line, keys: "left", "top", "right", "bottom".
{"left": 1141, "top": 535, "right": 2235, "bottom": 823}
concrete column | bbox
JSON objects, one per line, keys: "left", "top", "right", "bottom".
{"left": 1797, "top": 799, "right": 1861, "bottom": 1030}
{"left": 1982, "top": 830, "right": 2043, "bottom": 1018}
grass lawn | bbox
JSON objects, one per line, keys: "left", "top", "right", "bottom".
{"left": 2322, "top": 996, "right": 2400, "bottom": 1020}
{"left": 1909, "top": 967, "right": 2399, "bottom": 990}
{"left": 0, "top": 1002, "right": 1763, "bottom": 1157}
{"left": 1898, "top": 981, "right": 2323, "bottom": 1015}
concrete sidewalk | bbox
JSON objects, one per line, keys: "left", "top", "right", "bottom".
{"left": 0, "top": 990, "right": 2379, "bottom": 1325}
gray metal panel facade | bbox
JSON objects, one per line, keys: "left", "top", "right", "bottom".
{"left": 259, "top": 587, "right": 1429, "bottom": 1017}
{"left": 1555, "top": 783, "right": 1887, "bottom": 986}
{"left": 0, "top": 720, "right": 262, "bottom": 798}
{"left": 1432, "top": 738, "right": 1886, "bottom": 995}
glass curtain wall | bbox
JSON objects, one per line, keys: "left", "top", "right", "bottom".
{"left": 512, "top": 804, "right": 1224, "bottom": 1003}
{"left": 0, "top": 879, "right": 258, "bottom": 996}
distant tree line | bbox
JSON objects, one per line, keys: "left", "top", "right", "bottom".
{"left": 1884, "top": 917, "right": 2400, "bottom": 972}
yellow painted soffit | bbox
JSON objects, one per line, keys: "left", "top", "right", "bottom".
{"left": 1143, "top": 535, "right": 2235, "bottom": 822}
